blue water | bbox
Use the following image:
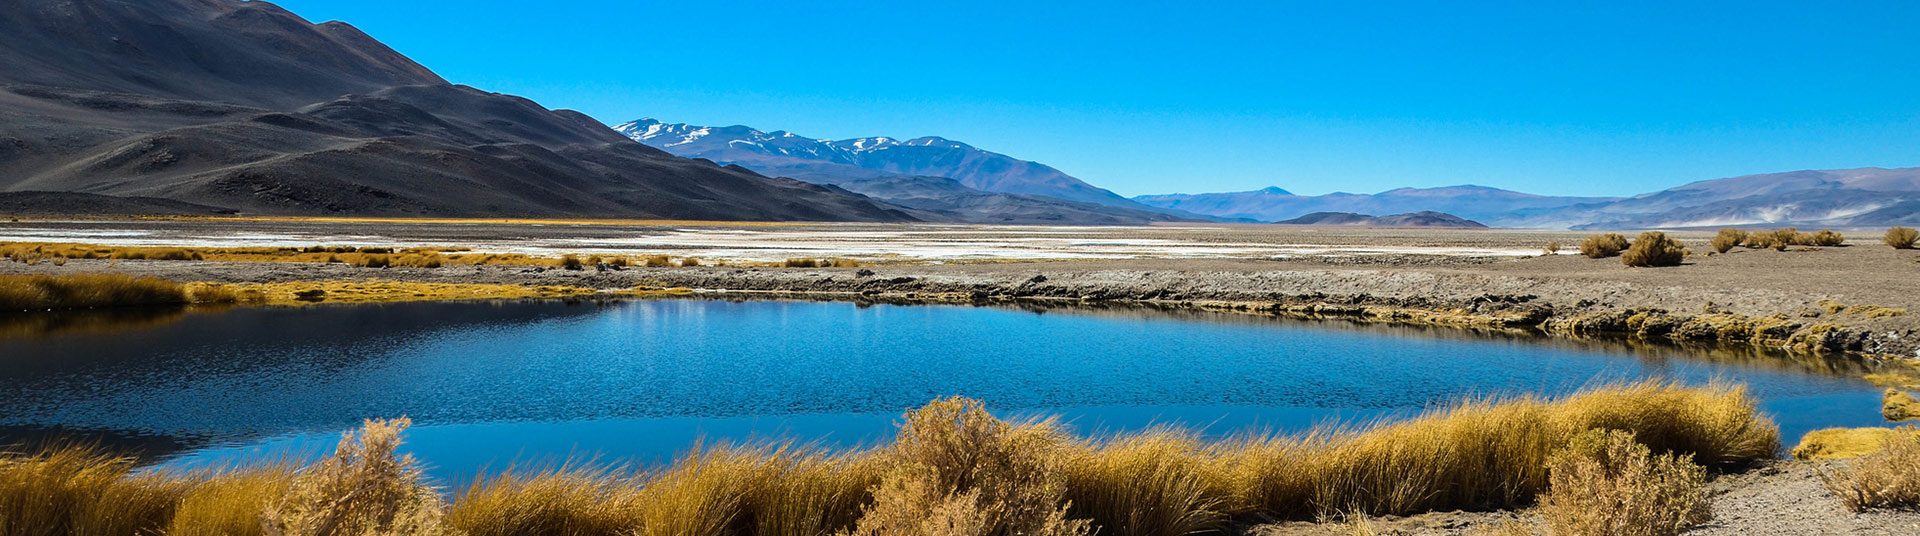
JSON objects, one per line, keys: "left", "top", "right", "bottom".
{"left": 0, "top": 299, "right": 1889, "bottom": 482}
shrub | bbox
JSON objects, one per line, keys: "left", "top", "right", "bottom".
{"left": 644, "top": 255, "right": 672, "bottom": 268}
{"left": 829, "top": 258, "right": 861, "bottom": 268}
{"left": 1887, "top": 227, "right": 1919, "bottom": 249}
{"left": 1709, "top": 229, "right": 1746, "bottom": 254}
{"left": 262, "top": 417, "right": 449, "bottom": 536}
{"left": 680, "top": 257, "right": 701, "bottom": 267}
{"left": 585, "top": 256, "right": 603, "bottom": 267}
{"left": 607, "top": 257, "right": 629, "bottom": 268}
{"left": 1808, "top": 229, "right": 1844, "bottom": 247}
{"left": 1540, "top": 430, "right": 1711, "bottom": 536}
{"left": 1743, "top": 232, "right": 1776, "bottom": 250}
{"left": 1773, "top": 227, "right": 1803, "bottom": 247}
{"left": 352, "top": 254, "right": 391, "bottom": 268}
{"left": 1543, "top": 242, "right": 1563, "bottom": 255}
{"left": 1621, "top": 231, "right": 1686, "bottom": 267}
{"left": 1820, "top": 426, "right": 1920, "bottom": 512}
{"left": 1579, "top": 234, "right": 1630, "bottom": 258}
{"left": 784, "top": 258, "right": 820, "bottom": 268}
{"left": 843, "top": 397, "right": 1090, "bottom": 536}
{"left": 559, "top": 255, "right": 585, "bottom": 271}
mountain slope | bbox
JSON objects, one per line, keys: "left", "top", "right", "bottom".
{"left": 1276, "top": 211, "right": 1486, "bottom": 227}
{"left": 615, "top": 118, "right": 1175, "bottom": 213}
{"left": 1530, "top": 167, "right": 1920, "bottom": 230}
{"left": 1135, "top": 185, "right": 1615, "bottom": 226}
{"left": 0, "top": 0, "right": 913, "bottom": 221}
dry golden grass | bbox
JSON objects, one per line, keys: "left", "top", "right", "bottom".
{"left": 214, "top": 280, "right": 597, "bottom": 306}
{"left": 1622, "top": 232, "right": 1686, "bottom": 268}
{"left": 1884, "top": 389, "right": 1920, "bottom": 422}
{"left": 1540, "top": 430, "right": 1710, "bottom": 536}
{"left": 0, "top": 273, "right": 229, "bottom": 311}
{"left": 1791, "top": 427, "right": 1917, "bottom": 461}
{"left": 1888, "top": 227, "right": 1920, "bottom": 250}
{"left": 1542, "top": 242, "right": 1562, "bottom": 255}
{"left": 1579, "top": 234, "right": 1630, "bottom": 258}
{"left": 0, "top": 241, "right": 584, "bottom": 269}
{"left": 1820, "top": 425, "right": 1920, "bottom": 512}
{"left": 1808, "top": 229, "right": 1845, "bottom": 247}
{"left": 1709, "top": 228, "right": 1746, "bottom": 254}
{"left": 0, "top": 383, "right": 1779, "bottom": 535}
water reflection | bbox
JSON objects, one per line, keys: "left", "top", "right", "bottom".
{"left": 0, "top": 298, "right": 1892, "bottom": 480}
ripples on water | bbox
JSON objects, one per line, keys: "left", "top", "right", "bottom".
{"left": 0, "top": 299, "right": 1888, "bottom": 482}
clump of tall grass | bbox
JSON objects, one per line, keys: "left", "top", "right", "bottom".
{"left": 166, "top": 465, "right": 296, "bottom": 536}
{"left": 845, "top": 397, "right": 1090, "bottom": 536}
{"left": 0, "top": 273, "right": 192, "bottom": 311}
{"left": 262, "top": 417, "right": 449, "bottom": 536}
{"left": 1622, "top": 231, "right": 1686, "bottom": 267}
{"left": 1709, "top": 228, "right": 1747, "bottom": 254}
{"left": 644, "top": 255, "right": 673, "bottom": 268}
{"left": 1579, "top": 234, "right": 1630, "bottom": 258}
{"left": 559, "top": 255, "right": 585, "bottom": 271}
{"left": 1539, "top": 430, "right": 1710, "bottom": 536}
{"left": 1820, "top": 425, "right": 1920, "bottom": 512}
{"left": 681, "top": 257, "right": 702, "bottom": 267}
{"left": 1542, "top": 242, "right": 1562, "bottom": 256}
{"left": 0, "top": 443, "right": 187, "bottom": 536}
{"left": 1887, "top": 226, "right": 1919, "bottom": 249}
{"left": 1062, "top": 428, "right": 1225, "bottom": 536}
{"left": 783, "top": 258, "right": 820, "bottom": 268}
{"left": 1807, "top": 229, "right": 1844, "bottom": 247}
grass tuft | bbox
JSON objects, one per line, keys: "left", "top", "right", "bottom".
{"left": 1621, "top": 231, "right": 1686, "bottom": 268}
{"left": 1709, "top": 228, "right": 1746, "bottom": 254}
{"left": 0, "top": 273, "right": 192, "bottom": 311}
{"left": 1579, "top": 234, "right": 1629, "bottom": 258}
{"left": 1886, "top": 226, "right": 1919, "bottom": 249}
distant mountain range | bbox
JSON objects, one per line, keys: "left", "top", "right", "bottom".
{"left": 616, "top": 119, "right": 1206, "bottom": 224}
{"left": 1276, "top": 211, "right": 1486, "bottom": 228}
{"left": 1135, "top": 186, "right": 1617, "bottom": 227}
{"left": 0, "top": 0, "right": 911, "bottom": 221}
{"left": 1134, "top": 167, "right": 1920, "bottom": 229}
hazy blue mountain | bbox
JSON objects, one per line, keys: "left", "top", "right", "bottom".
{"left": 1134, "top": 185, "right": 1614, "bottom": 226}
{"left": 1534, "top": 167, "right": 1920, "bottom": 230}
{"left": 1275, "top": 211, "right": 1487, "bottom": 228}
{"left": 615, "top": 118, "right": 1177, "bottom": 212}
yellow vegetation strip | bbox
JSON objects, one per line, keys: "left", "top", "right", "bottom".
{"left": 192, "top": 281, "right": 602, "bottom": 307}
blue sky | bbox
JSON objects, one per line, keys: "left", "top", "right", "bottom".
{"left": 269, "top": 0, "right": 1919, "bottom": 197}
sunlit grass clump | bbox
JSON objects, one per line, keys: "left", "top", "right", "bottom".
{"left": 1539, "top": 430, "right": 1710, "bottom": 536}
{"left": 1820, "top": 426, "right": 1920, "bottom": 512}
{"left": 0, "top": 273, "right": 252, "bottom": 311}
{"left": 1579, "top": 233, "right": 1630, "bottom": 258}
{"left": 0, "top": 382, "right": 1778, "bottom": 535}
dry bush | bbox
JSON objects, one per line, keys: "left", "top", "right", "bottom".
{"left": 1540, "top": 430, "right": 1710, "bottom": 536}
{"left": 0, "top": 444, "right": 188, "bottom": 536}
{"left": 784, "top": 258, "right": 820, "bottom": 268}
{"left": 1808, "top": 229, "right": 1844, "bottom": 247}
{"left": 1820, "top": 426, "right": 1920, "bottom": 512}
{"left": 1885, "top": 389, "right": 1920, "bottom": 422}
{"left": 644, "top": 255, "right": 673, "bottom": 268}
{"left": 1887, "top": 227, "right": 1919, "bottom": 249}
{"left": 0, "top": 273, "right": 190, "bottom": 311}
{"left": 585, "top": 255, "right": 604, "bottom": 267}
{"left": 1579, "top": 234, "right": 1630, "bottom": 258}
{"left": 1709, "top": 229, "right": 1746, "bottom": 254}
{"left": 1621, "top": 232, "right": 1685, "bottom": 268}
{"left": 828, "top": 258, "right": 861, "bottom": 268}
{"left": 1062, "top": 428, "right": 1226, "bottom": 536}
{"left": 393, "top": 253, "right": 445, "bottom": 268}
{"left": 351, "top": 254, "right": 392, "bottom": 268}
{"left": 1743, "top": 232, "right": 1776, "bottom": 250}
{"left": 558, "top": 255, "right": 585, "bottom": 271}
{"left": 1542, "top": 242, "right": 1562, "bottom": 255}
{"left": 262, "top": 417, "right": 449, "bottom": 536}
{"left": 607, "top": 257, "right": 630, "bottom": 268}
{"left": 1773, "top": 227, "right": 1804, "bottom": 247}
{"left": 681, "top": 257, "right": 702, "bottom": 267}
{"left": 843, "top": 397, "right": 1090, "bottom": 536}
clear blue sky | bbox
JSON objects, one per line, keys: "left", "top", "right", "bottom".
{"left": 269, "top": 0, "right": 1919, "bottom": 197}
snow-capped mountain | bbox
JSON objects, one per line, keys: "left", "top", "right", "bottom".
{"left": 1135, "top": 185, "right": 1616, "bottom": 227}
{"left": 615, "top": 118, "right": 1164, "bottom": 212}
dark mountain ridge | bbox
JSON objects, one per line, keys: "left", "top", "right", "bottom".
{"left": 0, "top": 0, "right": 913, "bottom": 221}
{"left": 1276, "top": 211, "right": 1487, "bottom": 228}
